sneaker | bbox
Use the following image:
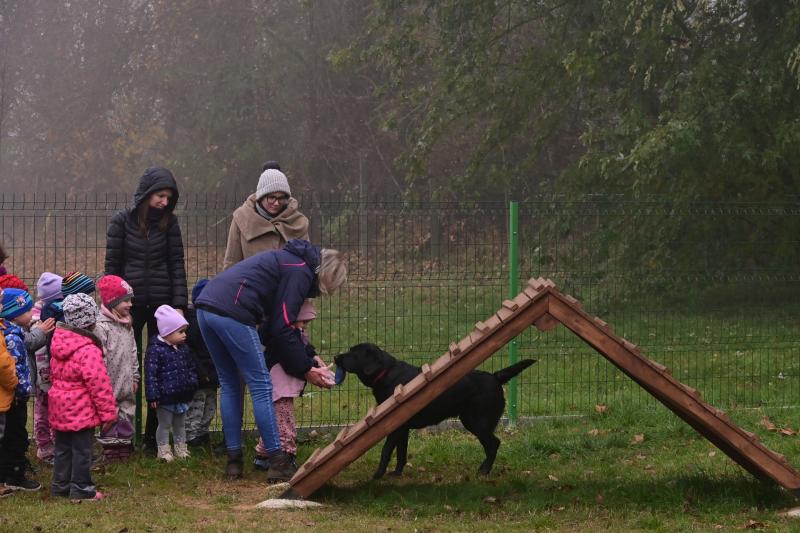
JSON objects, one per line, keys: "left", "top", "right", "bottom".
{"left": 0, "top": 486, "right": 14, "bottom": 498}
{"left": 265, "top": 451, "right": 297, "bottom": 483}
{"left": 5, "top": 478, "right": 42, "bottom": 492}
{"left": 70, "top": 490, "right": 105, "bottom": 503}
{"left": 253, "top": 455, "right": 270, "bottom": 471}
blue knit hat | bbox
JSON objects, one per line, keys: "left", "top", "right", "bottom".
{"left": 62, "top": 271, "right": 95, "bottom": 296}
{"left": 0, "top": 288, "right": 34, "bottom": 320}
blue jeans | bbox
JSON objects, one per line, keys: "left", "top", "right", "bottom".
{"left": 196, "top": 309, "right": 281, "bottom": 453}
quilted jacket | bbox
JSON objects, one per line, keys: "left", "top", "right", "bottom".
{"left": 0, "top": 319, "right": 31, "bottom": 398}
{"left": 48, "top": 325, "right": 118, "bottom": 432}
{"left": 104, "top": 167, "right": 188, "bottom": 308}
{"left": 144, "top": 336, "right": 198, "bottom": 404}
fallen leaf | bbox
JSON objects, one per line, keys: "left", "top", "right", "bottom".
{"left": 595, "top": 404, "right": 608, "bottom": 414}
{"left": 779, "top": 428, "right": 796, "bottom": 436}
{"left": 644, "top": 464, "right": 654, "bottom": 470}
{"left": 483, "top": 496, "right": 497, "bottom": 504}
{"left": 636, "top": 454, "right": 646, "bottom": 460}
{"left": 555, "top": 506, "right": 566, "bottom": 511}
{"left": 444, "top": 505, "right": 454, "bottom": 511}
{"left": 588, "top": 429, "right": 600, "bottom": 437}
{"left": 631, "top": 433, "right": 645, "bottom": 444}
{"left": 417, "top": 466, "right": 427, "bottom": 472}
{"left": 549, "top": 453, "right": 561, "bottom": 461}
{"left": 714, "top": 524, "right": 723, "bottom": 530}
{"left": 522, "top": 470, "right": 533, "bottom": 475}
{"left": 759, "top": 417, "right": 777, "bottom": 431}
{"left": 548, "top": 474, "right": 559, "bottom": 482}
{"left": 708, "top": 451, "right": 717, "bottom": 457}
{"left": 743, "top": 518, "right": 765, "bottom": 529}
{"left": 303, "top": 521, "right": 315, "bottom": 527}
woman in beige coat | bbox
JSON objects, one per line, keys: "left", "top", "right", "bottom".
{"left": 223, "top": 162, "right": 309, "bottom": 270}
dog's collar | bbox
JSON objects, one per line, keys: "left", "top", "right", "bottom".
{"left": 370, "top": 368, "right": 388, "bottom": 386}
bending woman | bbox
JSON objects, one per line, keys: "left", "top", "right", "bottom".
{"left": 194, "top": 239, "right": 346, "bottom": 482}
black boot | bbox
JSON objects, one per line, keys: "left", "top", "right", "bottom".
{"left": 265, "top": 451, "right": 297, "bottom": 484}
{"left": 225, "top": 449, "right": 244, "bottom": 479}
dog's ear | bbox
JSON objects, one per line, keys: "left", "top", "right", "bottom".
{"left": 360, "top": 344, "right": 386, "bottom": 377}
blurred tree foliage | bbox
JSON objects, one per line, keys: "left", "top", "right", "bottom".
{"left": 353, "top": 0, "right": 800, "bottom": 290}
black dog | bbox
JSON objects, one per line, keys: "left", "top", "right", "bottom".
{"left": 334, "top": 342, "right": 536, "bottom": 479}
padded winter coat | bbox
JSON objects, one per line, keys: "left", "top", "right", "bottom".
{"left": 94, "top": 310, "right": 139, "bottom": 419}
{"left": 144, "top": 337, "right": 198, "bottom": 405}
{"left": 0, "top": 319, "right": 31, "bottom": 398}
{"left": 48, "top": 325, "right": 118, "bottom": 432}
{"left": 104, "top": 167, "right": 188, "bottom": 309}
{"left": 195, "top": 239, "right": 321, "bottom": 378}
{"left": 0, "top": 335, "right": 19, "bottom": 412}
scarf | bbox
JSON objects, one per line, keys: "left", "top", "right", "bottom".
{"left": 100, "top": 303, "right": 132, "bottom": 327}
{"left": 254, "top": 201, "right": 275, "bottom": 221}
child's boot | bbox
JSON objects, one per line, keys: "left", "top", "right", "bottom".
{"left": 253, "top": 453, "right": 270, "bottom": 471}
{"left": 157, "top": 444, "right": 174, "bottom": 462}
{"left": 174, "top": 442, "right": 190, "bottom": 459}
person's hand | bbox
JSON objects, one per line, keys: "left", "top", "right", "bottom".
{"left": 313, "top": 355, "right": 325, "bottom": 367}
{"left": 305, "top": 366, "right": 334, "bottom": 389}
{"left": 34, "top": 318, "right": 56, "bottom": 334}
{"left": 133, "top": 381, "right": 139, "bottom": 393}
{"left": 101, "top": 420, "right": 115, "bottom": 433}
{"left": 150, "top": 401, "right": 158, "bottom": 408}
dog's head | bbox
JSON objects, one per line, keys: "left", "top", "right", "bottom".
{"left": 333, "top": 342, "right": 397, "bottom": 387}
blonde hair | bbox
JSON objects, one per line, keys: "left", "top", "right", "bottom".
{"left": 318, "top": 248, "right": 347, "bottom": 296}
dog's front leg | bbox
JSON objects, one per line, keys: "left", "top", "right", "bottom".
{"left": 373, "top": 430, "right": 402, "bottom": 479}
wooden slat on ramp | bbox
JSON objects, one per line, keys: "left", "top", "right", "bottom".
{"left": 281, "top": 279, "right": 800, "bottom": 499}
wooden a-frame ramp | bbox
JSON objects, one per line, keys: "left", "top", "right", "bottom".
{"left": 282, "top": 278, "right": 800, "bottom": 499}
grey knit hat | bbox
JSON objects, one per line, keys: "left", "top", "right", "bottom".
{"left": 256, "top": 168, "right": 291, "bottom": 200}
{"left": 62, "top": 293, "right": 99, "bottom": 329}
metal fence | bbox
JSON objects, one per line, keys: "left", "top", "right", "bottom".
{"left": 1, "top": 193, "right": 798, "bottom": 430}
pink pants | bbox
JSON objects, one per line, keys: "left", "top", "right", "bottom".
{"left": 33, "top": 389, "right": 55, "bottom": 459}
{"left": 255, "top": 398, "right": 296, "bottom": 456}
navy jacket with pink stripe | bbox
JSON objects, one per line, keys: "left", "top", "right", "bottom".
{"left": 195, "top": 239, "right": 320, "bottom": 378}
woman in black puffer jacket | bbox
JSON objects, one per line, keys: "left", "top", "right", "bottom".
{"left": 104, "top": 167, "right": 188, "bottom": 451}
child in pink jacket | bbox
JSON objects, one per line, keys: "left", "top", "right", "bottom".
{"left": 48, "top": 293, "right": 117, "bottom": 501}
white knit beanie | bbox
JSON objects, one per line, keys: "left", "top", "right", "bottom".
{"left": 256, "top": 169, "right": 291, "bottom": 200}
{"left": 63, "top": 293, "right": 99, "bottom": 329}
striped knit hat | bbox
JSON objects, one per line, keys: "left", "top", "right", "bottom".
{"left": 0, "top": 288, "right": 33, "bottom": 320}
{"left": 62, "top": 271, "right": 95, "bottom": 296}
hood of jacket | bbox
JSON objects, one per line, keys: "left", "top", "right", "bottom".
{"left": 283, "top": 239, "right": 321, "bottom": 274}
{"left": 132, "top": 167, "right": 179, "bottom": 212}
{"left": 50, "top": 324, "right": 103, "bottom": 362}
{"left": 233, "top": 194, "right": 308, "bottom": 242}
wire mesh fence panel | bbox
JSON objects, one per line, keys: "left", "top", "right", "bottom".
{"left": 2, "top": 193, "right": 798, "bottom": 431}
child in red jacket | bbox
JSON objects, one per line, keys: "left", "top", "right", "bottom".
{"left": 49, "top": 293, "right": 117, "bottom": 501}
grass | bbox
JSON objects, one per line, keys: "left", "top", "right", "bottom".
{"left": 6, "top": 405, "right": 800, "bottom": 532}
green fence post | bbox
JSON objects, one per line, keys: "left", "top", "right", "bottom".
{"left": 508, "top": 200, "right": 519, "bottom": 426}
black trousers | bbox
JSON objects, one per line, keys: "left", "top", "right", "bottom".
{"left": 132, "top": 305, "right": 159, "bottom": 446}
{"left": 51, "top": 428, "right": 95, "bottom": 499}
{"left": 0, "top": 397, "right": 29, "bottom": 483}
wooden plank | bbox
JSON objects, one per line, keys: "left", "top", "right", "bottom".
{"left": 421, "top": 363, "right": 434, "bottom": 381}
{"left": 502, "top": 299, "right": 519, "bottom": 311}
{"left": 341, "top": 420, "right": 370, "bottom": 446}
{"left": 547, "top": 293, "right": 800, "bottom": 495}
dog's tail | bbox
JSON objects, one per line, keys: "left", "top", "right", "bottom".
{"left": 493, "top": 359, "right": 536, "bottom": 384}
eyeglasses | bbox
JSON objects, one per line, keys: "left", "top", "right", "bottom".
{"left": 265, "top": 194, "right": 289, "bottom": 203}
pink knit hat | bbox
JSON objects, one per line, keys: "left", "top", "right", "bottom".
{"left": 97, "top": 275, "right": 133, "bottom": 309}
{"left": 155, "top": 305, "right": 188, "bottom": 337}
{"left": 297, "top": 300, "right": 316, "bottom": 322}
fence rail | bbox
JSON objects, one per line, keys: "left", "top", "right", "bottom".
{"left": 1, "top": 193, "right": 798, "bottom": 429}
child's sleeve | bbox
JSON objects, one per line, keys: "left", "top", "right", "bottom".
{"left": 24, "top": 327, "right": 47, "bottom": 353}
{"left": 144, "top": 345, "right": 160, "bottom": 402}
{"left": 130, "top": 339, "right": 140, "bottom": 383}
{"left": 79, "top": 345, "right": 117, "bottom": 424}
{"left": 0, "top": 336, "right": 19, "bottom": 393}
